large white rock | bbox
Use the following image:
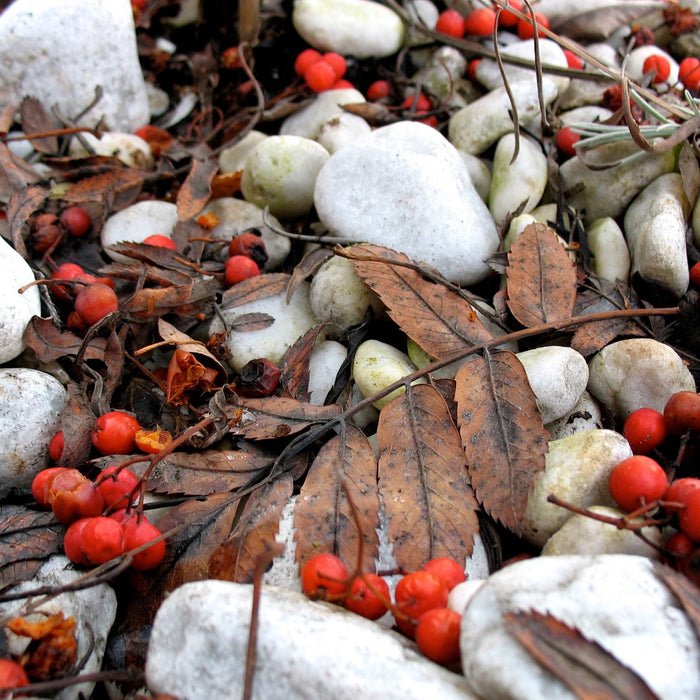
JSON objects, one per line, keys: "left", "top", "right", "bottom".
{"left": 314, "top": 121, "right": 500, "bottom": 285}
{"left": 292, "top": 0, "right": 405, "bottom": 59}
{"left": 146, "top": 581, "right": 478, "bottom": 700}
{"left": 0, "top": 0, "right": 149, "bottom": 132}
{"left": 460, "top": 555, "right": 700, "bottom": 699}
{"left": 0, "top": 368, "right": 66, "bottom": 497}
{"left": 587, "top": 338, "right": 696, "bottom": 421}
{"left": 521, "top": 429, "right": 632, "bottom": 547}
{"left": 0, "top": 236, "right": 41, "bottom": 364}
{"left": 1, "top": 555, "right": 117, "bottom": 700}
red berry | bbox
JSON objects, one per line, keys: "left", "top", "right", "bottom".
{"left": 294, "top": 48, "right": 322, "bottom": 77}
{"left": 345, "top": 573, "right": 391, "bottom": 620}
{"left": 678, "top": 488, "right": 700, "bottom": 541}
{"left": 74, "top": 283, "right": 119, "bottom": 326}
{"left": 555, "top": 127, "right": 580, "bottom": 158}
{"left": 663, "top": 530, "right": 695, "bottom": 560}
{"left": 91, "top": 411, "right": 141, "bottom": 456}
{"left": 608, "top": 455, "right": 669, "bottom": 513}
{"left": 622, "top": 407, "right": 668, "bottom": 455}
{"left": 643, "top": 54, "right": 671, "bottom": 84}
{"left": 228, "top": 232, "right": 268, "bottom": 267}
{"left": 679, "top": 57, "right": 700, "bottom": 91}
{"left": 464, "top": 8, "right": 496, "bottom": 37}
{"left": 31, "top": 466, "right": 66, "bottom": 508}
{"left": 224, "top": 255, "right": 260, "bottom": 287}
{"left": 48, "top": 470, "right": 105, "bottom": 525}
{"left": 330, "top": 79, "right": 355, "bottom": 90}
{"left": 80, "top": 516, "right": 125, "bottom": 564}
{"left": 142, "top": 234, "right": 177, "bottom": 250}
{"left": 367, "top": 80, "right": 391, "bottom": 102}
{"left": 221, "top": 46, "right": 242, "bottom": 70}
{"left": 690, "top": 261, "right": 700, "bottom": 286}
{"left": 467, "top": 59, "right": 481, "bottom": 82}
{"left": 664, "top": 391, "right": 700, "bottom": 435}
{"left": 665, "top": 477, "right": 700, "bottom": 515}
{"left": 435, "top": 9, "right": 465, "bottom": 38}
{"left": 563, "top": 49, "right": 584, "bottom": 70}
{"left": 304, "top": 61, "right": 337, "bottom": 93}
{"left": 415, "top": 607, "right": 462, "bottom": 665}
{"left": 517, "top": 11, "right": 549, "bottom": 39}
{"left": 394, "top": 570, "right": 449, "bottom": 638}
{"left": 48, "top": 430, "right": 64, "bottom": 462}
{"left": 301, "top": 553, "right": 349, "bottom": 602}
{"left": 96, "top": 465, "right": 139, "bottom": 509}
{"left": 123, "top": 515, "right": 166, "bottom": 570}
{"left": 31, "top": 223, "right": 63, "bottom": 253}
{"left": 422, "top": 557, "right": 466, "bottom": 592}
{"left": 322, "top": 52, "right": 347, "bottom": 80}
{"left": 401, "top": 93, "right": 432, "bottom": 112}
{"left": 0, "top": 658, "right": 29, "bottom": 692}
{"left": 63, "top": 517, "right": 92, "bottom": 565}
{"left": 59, "top": 206, "right": 91, "bottom": 237}
{"left": 498, "top": 0, "right": 522, "bottom": 27}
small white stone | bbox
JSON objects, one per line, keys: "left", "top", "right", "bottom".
{"left": 242, "top": 135, "right": 330, "bottom": 220}
{"left": 545, "top": 390, "right": 603, "bottom": 440}
{"left": 447, "top": 579, "right": 486, "bottom": 615}
{"left": 489, "top": 133, "right": 548, "bottom": 226}
{"left": 352, "top": 339, "right": 423, "bottom": 410}
{"left": 308, "top": 340, "right": 348, "bottom": 405}
{"left": 623, "top": 172, "right": 690, "bottom": 297}
{"left": 411, "top": 46, "right": 467, "bottom": 103}
{"left": 587, "top": 338, "right": 696, "bottom": 421}
{"left": 218, "top": 131, "right": 268, "bottom": 173}
{"left": 292, "top": 0, "right": 405, "bottom": 59}
{"left": 626, "top": 45, "right": 679, "bottom": 86}
{"left": 210, "top": 282, "right": 318, "bottom": 372}
{"left": 541, "top": 505, "right": 662, "bottom": 558}
{"left": 101, "top": 200, "right": 179, "bottom": 263}
{"left": 558, "top": 105, "right": 613, "bottom": 127}
{"left": 404, "top": 0, "right": 439, "bottom": 45}
{"left": 457, "top": 151, "right": 491, "bottom": 202}
{"left": 0, "top": 237, "right": 41, "bottom": 364}
{"left": 521, "top": 429, "right": 632, "bottom": 547}
{"left": 281, "top": 89, "right": 367, "bottom": 141}
{"left": 0, "top": 368, "right": 66, "bottom": 497}
{"left": 317, "top": 112, "right": 372, "bottom": 154}
{"left": 586, "top": 217, "right": 631, "bottom": 283}
{"left": 516, "top": 346, "right": 589, "bottom": 424}
{"left": 69, "top": 132, "right": 154, "bottom": 169}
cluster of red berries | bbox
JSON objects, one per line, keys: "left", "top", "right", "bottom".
{"left": 301, "top": 553, "right": 466, "bottom": 665}
{"left": 606, "top": 391, "right": 700, "bottom": 580}
{"left": 435, "top": 2, "right": 549, "bottom": 40}
{"left": 224, "top": 231, "right": 267, "bottom": 287}
{"left": 31, "top": 205, "right": 92, "bottom": 255}
{"left": 31, "top": 463, "right": 165, "bottom": 571}
{"left": 294, "top": 49, "right": 352, "bottom": 93}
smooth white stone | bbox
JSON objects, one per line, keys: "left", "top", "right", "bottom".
{"left": 545, "top": 390, "right": 603, "bottom": 441}
{"left": 404, "top": 0, "right": 439, "bottom": 45}
{"left": 308, "top": 340, "right": 348, "bottom": 405}
{"left": 317, "top": 112, "right": 372, "bottom": 154}
{"left": 0, "top": 368, "right": 66, "bottom": 497}
{"left": 281, "top": 89, "right": 367, "bottom": 141}
{"left": 626, "top": 45, "right": 680, "bottom": 85}
{"left": 447, "top": 579, "right": 486, "bottom": 615}
{"left": 521, "top": 429, "right": 632, "bottom": 547}
{"left": 315, "top": 121, "right": 500, "bottom": 285}
{"left": 146, "top": 581, "right": 478, "bottom": 700}
{"left": 586, "top": 217, "right": 631, "bottom": 282}
{"left": 457, "top": 151, "right": 491, "bottom": 202}
{"left": 242, "top": 135, "right": 330, "bottom": 220}
{"left": 623, "top": 172, "right": 690, "bottom": 297}
{"left": 292, "top": 0, "right": 405, "bottom": 59}
{"left": 460, "top": 554, "right": 700, "bottom": 699}
{"left": 68, "top": 132, "right": 154, "bottom": 169}
{"left": 0, "top": 0, "right": 149, "bottom": 132}
{"left": 411, "top": 46, "right": 468, "bottom": 103}
{"left": 516, "top": 346, "right": 589, "bottom": 424}
{"left": 218, "top": 131, "right": 268, "bottom": 173}
{"left": 587, "top": 338, "right": 696, "bottom": 421}
{"left": 0, "top": 237, "right": 41, "bottom": 364}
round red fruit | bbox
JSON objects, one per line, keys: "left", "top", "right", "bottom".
{"left": 92, "top": 411, "right": 141, "bottom": 456}
{"left": 31, "top": 466, "right": 66, "bottom": 508}
{"left": 301, "top": 553, "right": 349, "bottom": 602}
{"left": 224, "top": 255, "right": 260, "bottom": 287}
{"left": 664, "top": 391, "right": 700, "bottom": 435}
{"left": 367, "top": 80, "right": 391, "bottom": 102}
{"left": 665, "top": 477, "right": 700, "bottom": 515}
{"left": 435, "top": 9, "right": 465, "bottom": 38}
{"left": 143, "top": 234, "right": 177, "bottom": 250}
{"left": 678, "top": 487, "right": 700, "bottom": 541}
{"left": 498, "top": 0, "right": 523, "bottom": 27}
{"left": 643, "top": 54, "right": 671, "bottom": 84}
{"left": 555, "top": 127, "right": 579, "bottom": 158}
{"left": 96, "top": 465, "right": 139, "bottom": 509}
{"left": 49, "top": 473, "right": 105, "bottom": 525}
{"left": 608, "top": 455, "right": 669, "bottom": 513}
{"left": 345, "top": 573, "right": 391, "bottom": 620}
{"left": 322, "top": 52, "right": 347, "bottom": 80}
{"left": 59, "top": 206, "right": 91, "bottom": 237}
{"left": 74, "top": 283, "right": 119, "bottom": 326}
{"left": 464, "top": 8, "right": 496, "bottom": 37}
{"left": 679, "top": 56, "right": 700, "bottom": 91}
{"left": 415, "top": 607, "right": 462, "bottom": 665}
{"left": 63, "top": 517, "right": 92, "bottom": 565}
{"left": 81, "top": 516, "right": 125, "bottom": 564}
{"left": 422, "top": 557, "right": 466, "bottom": 592}
{"left": 0, "top": 658, "right": 29, "bottom": 692}
{"left": 690, "top": 261, "right": 700, "bottom": 287}
{"left": 294, "top": 48, "right": 322, "bottom": 77}
{"left": 394, "top": 570, "right": 449, "bottom": 638}
{"left": 563, "top": 49, "right": 583, "bottom": 70}
{"left": 517, "top": 11, "right": 549, "bottom": 39}
{"left": 622, "top": 407, "right": 667, "bottom": 454}
{"left": 304, "top": 61, "right": 337, "bottom": 93}
{"left": 123, "top": 515, "right": 166, "bottom": 570}
{"left": 48, "top": 430, "right": 64, "bottom": 462}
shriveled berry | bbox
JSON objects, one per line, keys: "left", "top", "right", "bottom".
{"left": 301, "top": 553, "right": 349, "bottom": 602}
{"left": 345, "top": 573, "right": 391, "bottom": 620}
{"left": 415, "top": 607, "right": 461, "bottom": 664}
{"left": 608, "top": 455, "right": 668, "bottom": 513}
{"left": 235, "top": 358, "right": 281, "bottom": 397}
{"left": 32, "top": 466, "right": 67, "bottom": 508}
{"left": 31, "top": 224, "right": 63, "bottom": 253}
{"left": 48, "top": 470, "right": 105, "bottom": 525}
{"left": 228, "top": 232, "right": 268, "bottom": 267}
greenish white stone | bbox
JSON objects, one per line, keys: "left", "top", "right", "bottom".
{"left": 587, "top": 217, "right": 630, "bottom": 282}
{"left": 241, "top": 135, "right": 330, "bottom": 220}
{"left": 218, "top": 130, "right": 268, "bottom": 173}
{"left": 69, "top": 132, "right": 154, "bottom": 169}
{"left": 457, "top": 150, "right": 491, "bottom": 202}
{"left": 280, "top": 89, "right": 366, "bottom": 141}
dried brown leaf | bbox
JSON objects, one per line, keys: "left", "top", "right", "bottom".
{"left": 294, "top": 425, "right": 380, "bottom": 573}
{"left": 504, "top": 610, "right": 660, "bottom": 699}
{"left": 122, "top": 278, "right": 219, "bottom": 319}
{"left": 0, "top": 506, "right": 63, "bottom": 592}
{"left": 220, "top": 273, "right": 290, "bottom": 309}
{"left": 56, "top": 381, "right": 97, "bottom": 468}
{"left": 177, "top": 155, "right": 218, "bottom": 221}
{"left": 225, "top": 396, "right": 342, "bottom": 440}
{"left": 551, "top": 2, "right": 668, "bottom": 40}
{"left": 23, "top": 316, "right": 108, "bottom": 364}
{"left": 506, "top": 223, "right": 578, "bottom": 328}
{"left": 347, "top": 244, "right": 493, "bottom": 360}
{"left": 104, "top": 242, "right": 196, "bottom": 276}
{"left": 279, "top": 324, "right": 324, "bottom": 400}
{"left": 209, "top": 474, "right": 293, "bottom": 582}
{"left": 287, "top": 247, "right": 333, "bottom": 303}
{"left": 654, "top": 562, "right": 700, "bottom": 640}
{"left": 228, "top": 312, "right": 275, "bottom": 332}
{"left": 62, "top": 168, "right": 145, "bottom": 205}
{"left": 0, "top": 143, "right": 42, "bottom": 204}
{"left": 455, "top": 350, "right": 548, "bottom": 535}
{"left": 19, "top": 97, "right": 58, "bottom": 155}
{"left": 8, "top": 184, "right": 48, "bottom": 257}
{"left": 377, "top": 384, "right": 480, "bottom": 571}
